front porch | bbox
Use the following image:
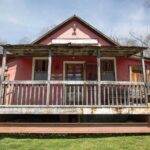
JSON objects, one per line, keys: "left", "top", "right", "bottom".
{"left": 0, "top": 44, "right": 150, "bottom": 115}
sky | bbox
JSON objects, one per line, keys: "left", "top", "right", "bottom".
{"left": 0, "top": 0, "right": 150, "bottom": 44}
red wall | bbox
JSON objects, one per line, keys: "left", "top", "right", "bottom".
{"left": 4, "top": 56, "right": 150, "bottom": 81}
{"left": 6, "top": 58, "right": 32, "bottom": 80}
{"left": 116, "top": 57, "right": 150, "bottom": 81}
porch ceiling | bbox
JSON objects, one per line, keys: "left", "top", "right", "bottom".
{"left": 0, "top": 44, "right": 147, "bottom": 57}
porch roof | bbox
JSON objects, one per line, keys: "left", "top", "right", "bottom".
{"left": 0, "top": 44, "right": 147, "bottom": 57}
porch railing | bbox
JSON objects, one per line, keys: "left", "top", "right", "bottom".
{"left": 0, "top": 80, "right": 149, "bottom": 107}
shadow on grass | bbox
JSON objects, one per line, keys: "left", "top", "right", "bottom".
{"left": 0, "top": 133, "right": 149, "bottom": 140}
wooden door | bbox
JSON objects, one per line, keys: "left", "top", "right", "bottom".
{"left": 101, "top": 60, "right": 115, "bottom": 81}
{"left": 64, "top": 63, "right": 85, "bottom": 105}
{"left": 65, "top": 63, "right": 84, "bottom": 81}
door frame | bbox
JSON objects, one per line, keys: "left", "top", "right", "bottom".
{"left": 63, "top": 61, "right": 86, "bottom": 80}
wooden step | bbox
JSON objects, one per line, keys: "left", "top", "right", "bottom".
{"left": 0, "top": 123, "right": 149, "bottom": 134}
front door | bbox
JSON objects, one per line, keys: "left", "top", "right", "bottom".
{"left": 65, "top": 63, "right": 85, "bottom": 105}
{"left": 63, "top": 63, "right": 85, "bottom": 122}
{"left": 65, "top": 63, "right": 84, "bottom": 81}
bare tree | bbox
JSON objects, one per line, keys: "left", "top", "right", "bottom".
{"left": 18, "top": 37, "right": 31, "bottom": 44}
{"left": 38, "top": 25, "right": 56, "bottom": 36}
{"left": 0, "top": 37, "right": 7, "bottom": 45}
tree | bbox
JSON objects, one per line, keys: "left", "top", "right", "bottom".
{"left": 18, "top": 37, "right": 31, "bottom": 44}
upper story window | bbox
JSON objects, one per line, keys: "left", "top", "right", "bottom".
{"left": 33, "top": 59, "right": 48, "bottom": 80}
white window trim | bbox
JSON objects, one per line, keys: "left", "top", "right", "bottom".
{"left": 32, "top": 57, "right": 48, "bottom": 80}
{"left": 63, "top": 61, "right": 86, "bottom": 80}
{"left": 63, "top": 58, "right": 117, "bottom": 81}
{"left": 129, "top": 65, "right": 132, "bottom": 81}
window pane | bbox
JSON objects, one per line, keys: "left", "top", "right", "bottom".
{"left": 86, "top": 63, "right": 97, "bottom": 81}
{"left": 34, "top": 59, "right": 48, "bottom": 80}
{"left": 101, "top": 60, "right": 115, "bottom": 81}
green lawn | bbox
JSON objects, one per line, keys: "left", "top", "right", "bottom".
{"left": 0, "top": 134, "right": 149, "bottom": 150}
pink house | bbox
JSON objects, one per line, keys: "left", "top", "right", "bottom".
{"left": 0, "top": 15, "right": 150, "bottom": 133}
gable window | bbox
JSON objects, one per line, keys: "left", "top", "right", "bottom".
{"left": 33, "top": 58, "right": 48, "bottom": 80}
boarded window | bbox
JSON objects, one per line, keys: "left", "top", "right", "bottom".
{"left": 131, "top": 65, "right": 150, "bottom": 82}
{"left": 34, "top": 59, "right": 48, "bottom": 80}
{"left": 147, "top": 68, "right": 150, "bottom": 83}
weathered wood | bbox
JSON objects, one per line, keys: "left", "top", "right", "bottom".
{"left": 1, "top": 49, "right": 6, "bottom": 81}
{"left": 94, "top": 86, "right": 97, "bottom": 105}
{"left": 0, "top": 49, "right": 7, "bottom": 105}
{"left": 46, "top": 50, "right": 52, "bottom": 105}
{"left": 111, "top": 86, "right": 114, "bottom": 105}
{"left": 77, "top": 86, "right": 80, "bottom": 105}
{"left": 90, "top": 86, "right": 92, "bottom": 105}
{"left": 73, "top": 86, "right": 75, "bottom": 105}
{"left": 56, "top": 85, "right": 58, "bottom": 105}
{"left": 2, "top": 80, "right": 145, "bottom": 86}
{"left": 141, "top": 52, "right": 148, "bottom": 105}
{"left": 1, "top": 44, "right": 146, "bottom": 57}
{"left": 86, "top": 86, "right": 88, "bottom": 105}
{"left": 0, "top": 80, "right": 149, "bottom": 107}
{"left": 97, "top": 50, "right": 101, "bottom": 105}
{"left": 29, "top": 85, "right": 32, "bottom": 105}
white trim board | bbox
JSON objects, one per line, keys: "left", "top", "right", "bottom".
{"left": 63, "top": 61, "right": 86, "bottom": 80}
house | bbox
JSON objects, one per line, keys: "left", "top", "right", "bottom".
{"left": 0, "top": 15, "right": 150, "bottom": 133}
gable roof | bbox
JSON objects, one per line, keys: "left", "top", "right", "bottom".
{"left": 32, "top": 15, "right": 119, "bottom": 46}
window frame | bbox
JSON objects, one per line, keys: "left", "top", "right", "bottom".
{"left": 63, "top": 61, "right": 86, "bottom": 81}
{"left": 32, "top": 57, "right": 48, "bottom": 80}
{"left": 100, "top": 57, "right": 117, "bottom": 81}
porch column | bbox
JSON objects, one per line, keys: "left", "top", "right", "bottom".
{"left": 97, "top": 50, "right": 101, "bottom": 105}
{"left": 46, "top": 50, "right": 52, "bottom": 105}
{"left": 0, "top": 47, "right": 7, "bottom": 105}
{"left": 141, "top": 52, "right": 148, "bottom": 105}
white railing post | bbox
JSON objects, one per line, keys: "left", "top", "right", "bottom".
{"left": 46, "top": 50, "right": 52, "bottom": 105}
{"left": 141, "top": 52, "right": 148, "bottom": 105}
{"left": 97, "top": 50, "right": 101, "bottom": 105}
{"left": 0, "top": 47, "right": 7, "bottom": 105}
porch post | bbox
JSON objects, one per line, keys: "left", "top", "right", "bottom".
{"left": 97, "top": 50, "right": 101, "bottom": 105}
{"left": 46, "top": 50, "right": 52, "bottom": 105}
{"left": 141, "top": 52, "right": 148, "bottom": 105}
{"left": 0, "top": 47, "right": 7, "bottom": 105}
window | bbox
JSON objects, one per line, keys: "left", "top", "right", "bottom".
{"left": 33, "top": 59, "right": 48, "bottom": 80}
{"left": 101, "top": 59, "right": 115, "bottom": 81}
{"left": 147, "top": 69, "right": 150, "bottom": 83}
{"left": 86, "top": 63, "right": 97, "bottom": 81}
{"left": 130, "top": 65, "right": 150, "bottom": 82}
{"left": 65, "top": 63, "right": 84, "bottom": 81}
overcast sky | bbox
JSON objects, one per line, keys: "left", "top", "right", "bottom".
{"left": 0, "top": 0, "right": 150, "bottom": 44}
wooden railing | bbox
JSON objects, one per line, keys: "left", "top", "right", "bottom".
{"left": 0, "top": 80, "right": 149, "bottom": 107}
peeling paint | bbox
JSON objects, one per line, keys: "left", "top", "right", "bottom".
{"left": 0, "top": 106, "right": 149, "bottom": 115}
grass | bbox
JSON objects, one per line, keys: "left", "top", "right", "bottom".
{"left": 0, "top": 134, "right": 149, "bottom": 150}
